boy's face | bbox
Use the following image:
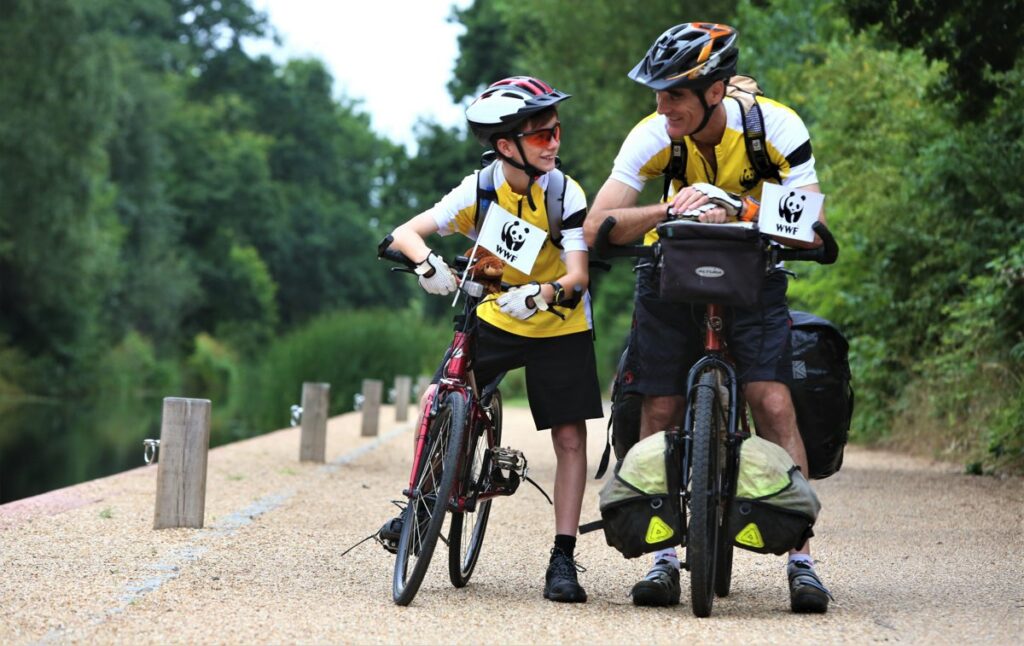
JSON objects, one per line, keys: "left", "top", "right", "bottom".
{"left": 502, "top": 113, "right": 561, "bottom": 173}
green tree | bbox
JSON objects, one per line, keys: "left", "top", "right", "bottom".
{"left": 841, "top": 0, "right": 1024, "bottom": 120}
{"left": 0, "top": 1, "right": 122, "bottom": 393}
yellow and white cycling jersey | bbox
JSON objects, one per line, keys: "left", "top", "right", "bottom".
{"left": 611, "top": 96, "right": 818, "bottom": 244}
{"left": 425, "top": 163, "right": 591, "bottom": 338}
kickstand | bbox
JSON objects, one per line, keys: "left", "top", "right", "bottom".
{"left": 340, "top": 532, "right": 382, "bottom": 558}
{"left": 340, "top": 500, "right": 406, "bottom": 558}
{"left": 524, "top": 475, "right": 553, "bottom": 505}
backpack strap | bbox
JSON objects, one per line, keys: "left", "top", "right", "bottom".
{"left": 474, "top": 155, "right": 501, "bottom": 235}
{"left": 544, "top": 168, "right": 567, "bottom": 248}
{"left": 662, "top": 141, "right": 687, "bottom": 202}
{"left": 726, "top": 75, "right": 782, "bottom": 184}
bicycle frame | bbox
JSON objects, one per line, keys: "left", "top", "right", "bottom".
{"left": 679, "top": 302, "right": 750, "bottom": 525}
{"left": 403, "top": 284, "right": 505, "bottom": 516}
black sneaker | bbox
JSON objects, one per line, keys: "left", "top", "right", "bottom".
{"left": 544, "top": 547, "right": 588, "bottom": 603}
{"left": 631, "top": 560, "right": 681, "bottom": 606}
{"left": 788, "top": 560, "right": 833, "bottom": 613}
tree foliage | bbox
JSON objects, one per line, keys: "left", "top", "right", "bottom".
{"left": 841, "top": 0, "right": 1024, "bottom": 120}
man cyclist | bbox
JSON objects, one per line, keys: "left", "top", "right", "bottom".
{"left": 385, "top": 76, "right": 604, "bottom": 603}
{"left": 583, "top": 23, "right": 833, "bottom": 613}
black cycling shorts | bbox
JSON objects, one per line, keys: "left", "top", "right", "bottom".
{"left": 625, "top": 264, "right": 792, "bottom": 397}
{"left": 433, "top": 321, "right": 604, "bottom": 431}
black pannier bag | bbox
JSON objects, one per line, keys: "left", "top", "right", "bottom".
{"left": 656, "top": 220, "right": 768, "bottom": 308}
{"left": 789, "top": 311, "right": 853, "bottom": 479}
{"left": 727, "top": 436, "right": 821, "bottom": 555}
{"left": 581, "top": 430, "right": 683, "bottom": 559}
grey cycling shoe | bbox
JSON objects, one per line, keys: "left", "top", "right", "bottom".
{"left": 788, "top": 560, "right": 833, "bottom": 613}
{"left": 631, "top": 559, "right": 681, "bottom": 606}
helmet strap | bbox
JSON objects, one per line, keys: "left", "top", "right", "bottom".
{"left": 690, "top": 89, "right": 717, "bottom": 136}
{"left": 497, "top": 139, "right": 542, "bottom": 210}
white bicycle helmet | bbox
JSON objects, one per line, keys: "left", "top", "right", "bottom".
{"left": 465, "top": 76, "right": 570, "bottom": 147}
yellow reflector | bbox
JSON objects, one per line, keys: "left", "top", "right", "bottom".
{"left": 645, "top": 515, "right": 674, "bottom": 544}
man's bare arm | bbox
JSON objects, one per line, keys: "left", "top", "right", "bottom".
{"left": 583, "top": 178, "right": 667, "bottom": 246}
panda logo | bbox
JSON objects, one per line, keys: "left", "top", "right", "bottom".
{"left": 740, "top": 167, "right": 759, "bottom": 190}
{"left": 501, "top": 220, "right": 529, "bottom": 251}
{"left": 779, "top": 190, "right": 806, "bottom": 224}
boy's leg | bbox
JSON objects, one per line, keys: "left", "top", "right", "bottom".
{"left": 544, "top": 420, "right": 588, "bottom": 603}
{"left": 551, "top": 421, "right": 587, "bottom": 535}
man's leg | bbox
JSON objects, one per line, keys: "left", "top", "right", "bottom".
{"left": 543, "top": 421, "right": 589, "bottom": 603}
{"left": 745, "top": 380, "right": 831, "bottom": 613}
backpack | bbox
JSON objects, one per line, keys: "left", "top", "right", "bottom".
{"left": 662, "top": 74, "right": 782, "bottom": 201}
{"left": 727, "top": 435, "right": 820, "bottom": 554}
{"left": 596, "top": 310, "right": 853, "bottom": 480}
{"left": 474, "top": 153, "right": 569, "bottom": 248}
{"left": 789, "top": 311, "right": 854, "bottom": 479}
{"left": 579, "top": 430, "right": 683, "bottom": 559}
{"left": 595, "top": 345, "right": 641, "bottom": 479}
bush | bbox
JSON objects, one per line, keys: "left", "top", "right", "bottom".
{"left": 231, "top": 309, "right": 449, "bottom": 437}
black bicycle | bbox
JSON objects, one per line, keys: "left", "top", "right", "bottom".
{"left": 594, "top": 215, "right": 838, "bottom": 617}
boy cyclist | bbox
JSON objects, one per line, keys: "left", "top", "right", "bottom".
{"left": 383, "top": 76, "right": 603, "bottom": 603}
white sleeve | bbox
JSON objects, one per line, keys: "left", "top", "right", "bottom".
{"left": 424, "top": 173, "right": 478, "bottom": 236}
{"left": 559, "top": 178, "right": 588, "bottom": 253}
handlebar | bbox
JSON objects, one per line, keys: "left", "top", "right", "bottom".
{"left": 591, "top": 216, "right": 840, "bottom": 266}
{"left": 376, "top": 235, "right": 582, "bottom": 313}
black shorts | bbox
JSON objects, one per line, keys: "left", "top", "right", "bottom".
{"left": 625, "top": 264, "right": 792, "bottom": 396}
{"left": 433, "top": 322, "right": 604, "bottom": 431}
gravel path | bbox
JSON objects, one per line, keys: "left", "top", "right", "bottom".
{"left": 1, "top": 405, "right": 1021, "bottom": 644}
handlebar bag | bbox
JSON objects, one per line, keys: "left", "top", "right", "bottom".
{"left": 656, "top": 221, "right": 768, "bottom": 308}
{"left": 584, "top": 430, "right": 683, "bottom": 559}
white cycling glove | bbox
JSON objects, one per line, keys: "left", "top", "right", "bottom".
{"left": 414, "top": 252, "right": 457, "bottom": 295}
{"left": 683, "top": 182, "right": 744, "bottom": 219}
{"left": 497, "top": 283, "right": 548, "bottom": 320}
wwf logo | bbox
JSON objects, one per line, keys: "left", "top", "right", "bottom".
{"left": 779, "top": 190, "right": 807, "bottom": 224}
{"left": 740, "top": 167, "right": 759, "bottom": 190}
{"left": 501, "top": 220, "right": 529, "bottom": 251}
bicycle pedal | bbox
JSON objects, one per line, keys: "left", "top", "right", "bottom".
{"left": 490, "top": 447, "right": 526, "bottom": 474}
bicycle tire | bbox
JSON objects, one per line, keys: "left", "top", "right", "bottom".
{"left": 449, "top": 389, "right": 502, "bottom": 587}
{"left": 393, "top": 391, "right": 468, "bottom": 606}
{"left": 687, "top": 370, "right": 727, "bottom": 617}
{"left": 715, "top": 443, "right": 739, "bottom": 597}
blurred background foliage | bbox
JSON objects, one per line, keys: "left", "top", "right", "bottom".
{"left": 1, "top": 0, "right": 1021, "bottom": 501}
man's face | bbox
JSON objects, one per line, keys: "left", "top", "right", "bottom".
{"left": 655, "top": 87, "right": 706, "bottom": 139}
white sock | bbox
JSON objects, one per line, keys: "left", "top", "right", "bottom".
{"left": 654, "top": 548, "right": 679, "bottom": 569}
{"left": 788, "top": 553, "right": 814, "bottom": 566}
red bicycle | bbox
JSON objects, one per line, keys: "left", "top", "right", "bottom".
{"left": 377, "top": 236, "right": 560, "bottom": 606}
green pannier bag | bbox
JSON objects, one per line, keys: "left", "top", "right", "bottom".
{"left": 727, "top": 436, "right": 821, "bottom": 555}
{"left": 583, "top": 430, "right": 683, "bottom": 559}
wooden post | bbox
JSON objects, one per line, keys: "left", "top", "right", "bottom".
{"left": 154, "top": 398, "right": 211, "bottom": 529}
{"left": 300, "top": 382, "right": 330, "bottom": 463}
{"left": 361, "top": 379, "right": 382, "bottom": 437}
{"left": 394, "top": 375, "right": 412, "bottom": 422}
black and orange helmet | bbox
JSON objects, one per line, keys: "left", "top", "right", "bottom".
{"left": 628, "top": 23, "right": 739, "bottom": 91}
{"left": 465, "top": 76, "right": 570, "bottom": 146}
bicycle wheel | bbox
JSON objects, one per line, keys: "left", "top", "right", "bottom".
{"left": 714, "top": 444, "right": 739, "bottom": 598}
{"left": 393, "top": 391, "right": 468, "bottom": 606}
{"left": 449, "top": 389, "right": 502, "bottom": 587}
{"left": 687, "top": 369, "right": 728, "bottom": 617}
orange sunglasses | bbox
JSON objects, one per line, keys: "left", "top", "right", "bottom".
{"left": 516, "top": 122, "right": 561, "bottom": 147}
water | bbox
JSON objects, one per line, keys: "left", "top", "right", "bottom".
{"left": 0, "top": 395, "right": 163, "bottom": 504}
